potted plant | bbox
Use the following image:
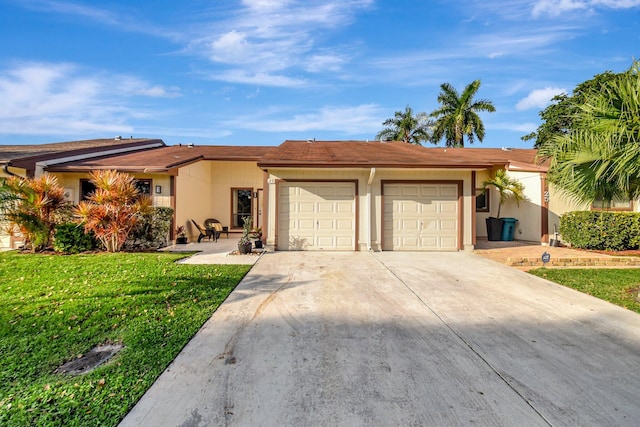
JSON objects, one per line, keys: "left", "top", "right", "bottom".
{"left": 251, "top": 227, "right": 263, "bottom": 249}
{"left": 482, "top": 169, "right": 525, "bottom": 241}
{"left": 237, "top": 216, "right": 253, "bottom": 254}
{"left": 175, "top": 225, "right": 188, "bottom": 244}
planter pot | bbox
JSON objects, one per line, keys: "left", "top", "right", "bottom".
{"left": 254, "top": 239, "right": 263, "bottom": 249}
{"left": 176, "top": 236, "right": 188, "bottom": 245}
{"left": 485, "top": 217, "right": 504, "bottom": 241}
{"left": 238, "top": 241, "right": 252, "bottom": 254}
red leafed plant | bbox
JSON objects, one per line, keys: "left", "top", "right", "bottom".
{"left": 0, "top": 174, "right": 67, "bottom": 251}
{"left": 74, "top": 170, "right": 151, "bottom": 252}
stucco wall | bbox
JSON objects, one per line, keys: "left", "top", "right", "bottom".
{"left": 502, "top": 170, "right": 543, "bottom": 243}
{"left": 175, "top": 161, "right": 265, "bottom": 241}
{"left": 266, "top": 168, "right": 475, "bottom": 251}
{"left": 476, "top": 169, "right": 545, "bottom": 243}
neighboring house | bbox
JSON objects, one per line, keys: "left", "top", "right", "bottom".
{"left": 3, "top": 137, "right": 634, "bottom": 251}
{"left": 0, "top": 137, "right": 166, "bottom": 249}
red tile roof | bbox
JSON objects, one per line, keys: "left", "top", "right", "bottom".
{"left": 257, "top": 140, "right": 546, "bottom": 170}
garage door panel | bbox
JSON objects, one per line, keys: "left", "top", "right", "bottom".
{"left": 400, "top": 219, "right": 420, "bottom": 230}
{"left": 441, "top": 186, "right": 458, "bottom": 198}
{"left": 298, "top": 219, "right": 315, "bottom": 231}
{"left": 440, "top": 202, "right": 458, "bottom": 213}
{"left": 401, "top": 202, "right": 419, "bottom": 213}
{"left": 336, "top": 219, "right": 353, "bottom": 230}
{"left": 401, "top": 186, "right": 419, "bottom": 197}
{"left": 383, "top": 183, "right": 458, "bottom": 251}
{"left": 420, "top": 186, "right": 438, "bottom": 197}
{"left": 440, "top": 219, "right": 457, "bottom": 231}
{"left": 279, "top": 182, "right": 356, "bottom": 251}
{"left": 336, "top": 202, "right": 354, "bottom": 213}
{"left": 336, "top": 186, "right": 354, "bottom": 197}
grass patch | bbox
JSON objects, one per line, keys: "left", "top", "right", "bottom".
{"left": 0, "top": 251, "right": 250, "bottom": 426}
{"left": 528, "top": 268, "right": 640, "bottom": 314}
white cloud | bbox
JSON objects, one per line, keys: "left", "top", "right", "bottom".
{"left": 516, "top": 87, "right": 566, "bottom": 110}
{"left": 190, "top": 0, "right": 373, "bottom": 86}
{"left": 226, "top": 104, "right": 383, "bottom": 134}
{"left": 0, "top": 62, "right": 179, "bottom": 136}
{"left": 490, "top": 121, "right": 539, "bottom": 133}
{"left": 17, "top": 0, "right": 182, "bottom": 40}
{"left": 532, "top": 0, "right": 640, "bottom": 17}
{"left": 208, "top": 70, "right": 307, "bottom": 87}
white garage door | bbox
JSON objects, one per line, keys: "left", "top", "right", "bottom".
{"left": 383, "top": 183, "right": 459, "bottom": 251}
{"left": 278, "top": 182, "right": 356, "bottom": 251}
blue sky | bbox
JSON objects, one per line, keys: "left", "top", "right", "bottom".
{"left": 0, "top": 0, "right": 638, "bottom": 148}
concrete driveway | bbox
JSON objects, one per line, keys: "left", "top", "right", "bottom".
{"left": 120, "top": 251, "right": 640, "bottom": 426}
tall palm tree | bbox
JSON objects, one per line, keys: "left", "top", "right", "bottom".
{"left": 539, "top": 60, "right": 640, "bottom": 205}
{"left": 430, "top": 80, "right": 496, "bottom": 147}
{"left": 375, "top": 105, "right": 433, "bottom": 145}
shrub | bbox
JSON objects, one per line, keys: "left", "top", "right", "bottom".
{"left": 560, "top": 211, "right": 640, "bottom": 251}
{"left": 125, "top": 206, "right": 174, "bottom": 250}
{"left": 53, "top": 223, "right": 97, "bottom": 253}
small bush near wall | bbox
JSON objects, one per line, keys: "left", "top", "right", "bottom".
{"left": 125, "top": 206, "right": 174, "bottom": 250}
{"left": 53, "top": 223, "right": 97, "bottom": 253}
{"left": 560, "top": 211, "right": 640, "bottom": 251}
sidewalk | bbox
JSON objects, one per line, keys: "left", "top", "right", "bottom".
{"left": 474, "top": 239, "right": 640, "bottom": 270}
{"left": 159, "top": 237, "right": 265, "bottom": 265}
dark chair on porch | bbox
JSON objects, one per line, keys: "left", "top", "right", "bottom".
{"left": 204, "top": 218, "right": 229, "bottom": 239}
{"left": 191, "top": 219, "right": 220, "bottom": 243}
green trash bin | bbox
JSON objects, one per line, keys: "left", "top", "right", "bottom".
{"left": 501, "top": 218, "right": 518, "bottom": 241}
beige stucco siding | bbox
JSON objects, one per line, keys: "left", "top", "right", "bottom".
{"left": 50, "top": 172, "right": 171, "bottom": 206}
{"left": 175, "top": 161, "right": 264, "bottom": 241}
{"left": 502, "top": 170, "right": 543, "bottom": 243}
{"left": 476, "top": 169, "right": 545, "bottom": 243}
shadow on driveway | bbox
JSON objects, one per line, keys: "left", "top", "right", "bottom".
{"left": 120, "top": 251, "right": 640, "bottom": 426}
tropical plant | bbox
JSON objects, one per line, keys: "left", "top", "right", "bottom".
{"left": 430, "top": 80, "right": 496, "bottom": 147}
{"left": 482, "top": 169, "right": 526, "bottom": 218}
{"left": 74, "top": 170, "right": 150, "bottom": 252}
{"left": 538, "top": 60, "right": 640, "bottom": 206}
{"left": 238, "top": 216, "right": 252, "bottom": 245}
{"left": 0, "top": 174, "right": 67, "bottom": 251}
{"left": 375, "top": 106, "right": 433, "bottom": 145}
{"left": 522, "top": 70, "right": 621, "bottom": 148}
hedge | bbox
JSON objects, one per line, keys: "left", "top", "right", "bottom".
{"left": 560, "top": 211, "right": 640, "bottom": 251}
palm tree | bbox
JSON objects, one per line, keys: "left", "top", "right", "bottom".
{"left": 375, "top": 106, "right": 433, "bottom": 145}
{"left": 538, "top": 60, "right": 640, "bottom": 205}
{"left": 482, "top": 169, "right": 526, "bottom": 219}
{"left": 430, "top": 80, "right": 496, "bottom": 147}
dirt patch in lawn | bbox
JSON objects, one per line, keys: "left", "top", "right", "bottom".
{"left": 55, "top": 343, "right": 123, "bottom": 376}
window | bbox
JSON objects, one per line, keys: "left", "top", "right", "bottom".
{"left": 80, "top": 179, "right": 96, "bottom": 201}
{"left": 232, "top": 188, "right": 253, "bottom": 228}
{"left": 135, "top": 179, "right": 151, "bottom": 196}
{"left": 475, "top": 188, "right": 489, "bottom": 212}
{"left": 592, "top": 196, "right": 633, "bottom": 211}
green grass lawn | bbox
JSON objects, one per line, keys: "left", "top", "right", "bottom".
{"left": 0, "top": 251, "right": 250, "bottom": 426}
{"left": 528, "top": 268, "right": 640, "bottom": 314}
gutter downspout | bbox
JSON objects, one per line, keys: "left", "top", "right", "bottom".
{"left": 367, "top": 167, "right": 376, "bottom": 251}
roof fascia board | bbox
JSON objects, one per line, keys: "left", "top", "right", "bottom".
{"left": 36, "top": 142, "right": 165, "bottom": 175}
